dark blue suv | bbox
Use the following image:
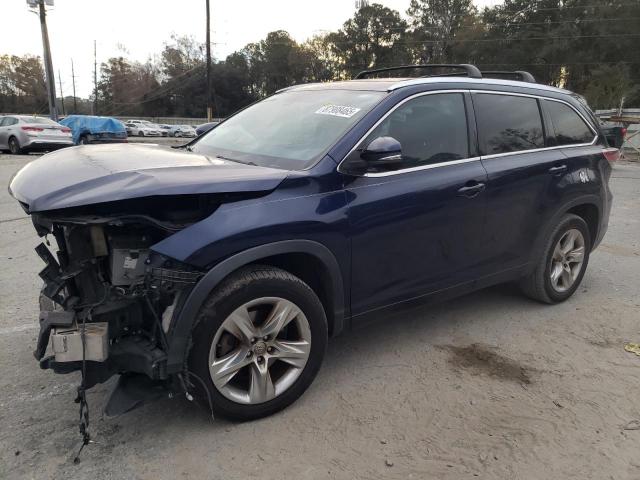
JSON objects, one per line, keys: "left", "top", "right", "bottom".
{"left": 9, "top": 65, "right": 616, "bottom": 421}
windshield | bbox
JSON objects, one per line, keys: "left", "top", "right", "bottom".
{"left": 191, "top": 89, "right": 385, "bottom": 170}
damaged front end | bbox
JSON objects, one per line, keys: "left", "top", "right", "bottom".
{"left": 31, "top": 195, "right": 212, "bottom": 415}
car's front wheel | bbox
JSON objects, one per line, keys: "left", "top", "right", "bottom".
{"left": 138, "top": 130, "right": 144, "bottom": 137}
{"left": 520, "top": 213, "right": 591, "bottom": 304}
{"left": 188, "top": 266, "right": 328, "bottom": 420}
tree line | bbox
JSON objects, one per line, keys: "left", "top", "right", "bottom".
{"left": 1, "top": 0, "right": 639, "bottom": 118}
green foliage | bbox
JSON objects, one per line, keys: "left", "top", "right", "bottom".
{"left": 325, "top": 3, "right": 409, "bottom": 78}
{"left": 0, "top": 54, "right": 47, "bottom": 113}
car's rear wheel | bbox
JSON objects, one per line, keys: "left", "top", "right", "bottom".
{"left": 78, "top": 135, "right": 88, "bottom": 145}
{"left": 188, "top": 266, "right": 328, "bottom": 421}
{"left": 520, "top": 213, "right": 591, "bottom": 304}
{"left": 8, "top": 137, "right": 24, "bottom": 155}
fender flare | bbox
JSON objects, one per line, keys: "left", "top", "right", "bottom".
{"left": 529, "top": 194, "right": 602, "bottom": 268}
{"left": 165, "top": 239, "right": 346, "bottom": 373}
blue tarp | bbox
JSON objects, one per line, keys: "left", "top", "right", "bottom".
{"left": 59, "top": 115, "right": 126, "bottom": 145}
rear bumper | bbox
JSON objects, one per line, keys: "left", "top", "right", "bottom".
{"left": 23, "top": 139, "right": 74, "bottom": 150}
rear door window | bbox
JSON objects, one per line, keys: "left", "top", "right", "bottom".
{"left": 544, "top": 100, "right": 595, "bottom": 146}
{"left": 474, "top": 94, "right": 544, "bottom": 155}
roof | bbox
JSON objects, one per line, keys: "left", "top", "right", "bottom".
{"left": 281, "top": 76, "right": 572, "bottom": 96}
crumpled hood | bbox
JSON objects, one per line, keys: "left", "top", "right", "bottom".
{"left": 9, "top": 143, "right": 289, "bottom": 212}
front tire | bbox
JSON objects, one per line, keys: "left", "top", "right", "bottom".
{"left": 520, "top": 213, "right": 591, "bottom": 304}
{"left": 188, "top": 266, "right": 328, "bottom": 421}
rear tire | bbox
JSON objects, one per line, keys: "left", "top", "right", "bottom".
{"left": 520, "top": 214, "right": 591, "bottom": 304}
{"left": 78, "top": 135, "right": 88, "bottom": 145}
{"left": 188, "top": 265, "right": 328, "bottom": 421}
{"left": 8, "top": 137, "right": 24, "bottom": 155}
{"left": 138, "top": 130, "right": 144, "bottom": 137}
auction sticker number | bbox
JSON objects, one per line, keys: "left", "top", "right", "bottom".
{"left": 315, "top": 104, "right": 361, "bottom": 118}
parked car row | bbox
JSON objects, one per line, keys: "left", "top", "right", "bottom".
{"left": 124, "top": 120, "right": 197, "bottom": 138}
{"left": 0, "top": 115, "right": 208, "bottom": 154}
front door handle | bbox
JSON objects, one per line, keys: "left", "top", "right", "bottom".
{"left": 548, "top": 164, "right": 567, "bottom": 174}
{"left": 457, "top": 181, "right": 486, "bottom": 198}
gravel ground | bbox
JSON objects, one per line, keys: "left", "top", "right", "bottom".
{"left": 1, "top": 150, "right": 639, "bottom": 480}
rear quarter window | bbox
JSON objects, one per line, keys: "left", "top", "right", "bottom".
{"left": 474, "top": 93, "right": 544, "bottom": 155}
{"left": 544, "top": 100, "right": 595, "bottom": 146}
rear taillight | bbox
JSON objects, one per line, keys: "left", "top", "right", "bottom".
{"left": 603, "top": 148, "right": 620, "bottom": 163}
{"left": 61, "top": 127, "right": 71, "bottom": 133}
{"left": 621, "top": 128, "right": 627, "bottom": 139}
{"left": 21, "top": 126, "right": 43, "bottom": 132}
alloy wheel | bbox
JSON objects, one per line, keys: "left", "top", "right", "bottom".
{"left": 549, "top": 228, "right": 585, "bottom": 292}
{"left": 208, "top": 297, "right": 312, "bottom": 404}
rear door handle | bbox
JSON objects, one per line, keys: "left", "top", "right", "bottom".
{"left": 548, "top": 164, "right": 567, "bottom": 174}
{"left": 457, "top": 181, "right": 486, "bottom": 198}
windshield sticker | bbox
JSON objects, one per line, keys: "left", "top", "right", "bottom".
{"left": 315, "top": 104, "right": 361, "bottom": 118}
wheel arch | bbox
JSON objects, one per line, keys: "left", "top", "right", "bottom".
{"left": 530, "top": 195, "right": 602, "bottom": 268}
{"left": 566, "top": 203, "right": 599, "bottom": 248}
{"left": 165, "top": 239, "right": 346, "bottom": 374}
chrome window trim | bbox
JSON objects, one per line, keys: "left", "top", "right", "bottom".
{"left": 480, "top": 143, "right": 597, "bottom": 160}
{"left": 337, "top": 90, "right": 476, "bottom": 177}
{"left": 363, "top": 156, "right": 481, "bottom": 177}
{"left": 337, "top": 89, "right": 599, "bottom": 178}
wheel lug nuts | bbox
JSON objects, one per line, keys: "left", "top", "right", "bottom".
{"left": 257, "top": 356, "right": 264, "bottom": 363}
{"left": 263, "top": 335, "right": 269, "bottom": 341}
{"left": 267, "top": 346, "right": 274, "bottom": 353}
{"left": 246, "top": 351, "right": 253, "bottom": 358}
{"left": 251, "top": 337, "right": 257, "bottom": 344}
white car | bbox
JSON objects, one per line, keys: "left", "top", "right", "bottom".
{"left": 124, "top": 120, "right": 162, "bottom": 137}
{"left": 169, "top": 125, "right": 197, "bottom": 137}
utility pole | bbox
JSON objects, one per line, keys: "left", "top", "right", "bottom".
{"left": 71, "top": 58, "right": 78, "bottom": 113}
{"left": 93, "top": 40, "right": 98, "bottom": 115}
{"left": 205, "top": 0, "right": 213, "bottom": 121}
{"left": 30, "top": 0, "right": 58, "bottom": 120}
{"left": 58, "top": 69, "right": 65, "bottom": 116}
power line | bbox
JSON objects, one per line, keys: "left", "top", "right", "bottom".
{"left": 490, "top": 1, "right": 640, "bottom": 12}
{"left": 374, "top": 16, "right": 640, "bottom": 32}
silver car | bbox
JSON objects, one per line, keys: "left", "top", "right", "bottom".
{"left": 169, "top": 124, "right": 197, "bottom": 137}
{"left": 0, "top": 115, "right": 74, "bottom": 154}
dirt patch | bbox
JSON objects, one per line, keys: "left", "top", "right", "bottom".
{"left": 440, "top": 344, "right": 532, "bottom": 384}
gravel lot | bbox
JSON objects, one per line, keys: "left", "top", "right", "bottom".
{"left": 1, "top": 148, "right": 639, "bottom": 480}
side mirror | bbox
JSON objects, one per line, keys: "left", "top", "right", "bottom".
{"left": 360, "top": 136, "right": 402, "bottom": 166}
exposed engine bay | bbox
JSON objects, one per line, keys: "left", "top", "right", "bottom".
{"left": 29, "top": 195, "right": 225, "bottom": 416}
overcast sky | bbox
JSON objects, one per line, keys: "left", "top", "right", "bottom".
{"left": 1, "top": 0, "right": 502, "bottom": 98}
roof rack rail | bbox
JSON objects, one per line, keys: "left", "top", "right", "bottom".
{"left": 354, "top": 64, "right": 482, "bottom": 80}
{"left": 481, "top": 70, "right": 537, "bottom": 83}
